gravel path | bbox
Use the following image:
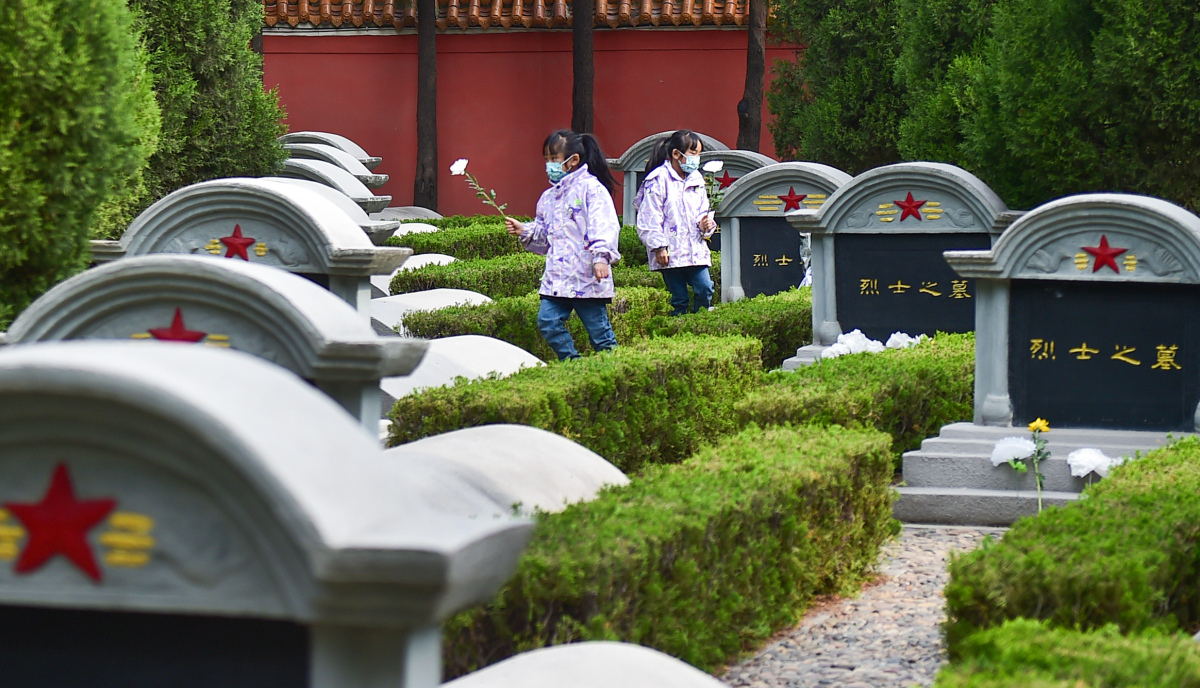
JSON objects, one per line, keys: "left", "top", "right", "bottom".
{"left": 721, "top": 526, "right": 1001, "bottom": 688}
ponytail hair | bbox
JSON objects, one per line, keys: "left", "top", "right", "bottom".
{"left": 644, "top": 129, "right": 703, "bottom": 177}
{"left": 543, "top": 129, "right": 618, "bottom": 193}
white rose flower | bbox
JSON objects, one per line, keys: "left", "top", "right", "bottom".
{"left": 450, "top": 158, "right": 469, "bottom": 176}
{"left": 991, "top": 437, "right": 1036, "bottom": 467}
{"left": 702, "top": 160, "right": 724, "bottom": 173}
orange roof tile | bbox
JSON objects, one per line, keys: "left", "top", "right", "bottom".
{"left": 263, "top": 0, "right": 748, "bottom": 30}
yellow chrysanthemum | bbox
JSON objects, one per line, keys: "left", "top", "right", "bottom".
{"left": 1028, "top": 418, "right": 1050, "bottom": 433}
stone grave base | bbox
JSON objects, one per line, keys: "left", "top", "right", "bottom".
{"left": 895, "top": 422, "right": 1185, "bottom": 526}
{"left": 781, "top": 343, "right": 826, "bottom": 369}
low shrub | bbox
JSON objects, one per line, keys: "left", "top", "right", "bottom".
{"left": 933, "top": 619, "right": 1200, "bottom": 687}
{"left": 735, "top": 332, "right": 974, "bottom": 456}
{"left": 387, "top": 221, "right": 520, "bottom": 261}
{"left": 648, "top": 288, "right": 811, "bottom": 369}
{"left": 387, "top": 335, "right": 764, "bottom": 472}
{"left": 400, "top": 215, "right": 510, "bottom": 230}
{"left": 619, "top": 224, "right": 647, "bottom": 265}
{"left": 401, "top": 287, "right": 673, "bottom": 362}
{"left": 943, "top": 436, "right": 1200, "bottom": 655}
{"left": 444, "top": 424, "right": 898, "bottom": 677}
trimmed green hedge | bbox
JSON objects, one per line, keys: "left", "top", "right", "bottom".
{"left": 648, "top": 288, "right": 811, "bottom": 369}
{"left": 444, "top": 423, "right": 898, "bottom": 677}
{"left": 401, "top": 287, "right": 673, "bottom": 362}
{"left": 934, "top": 619, "right": 1200, "bottom": 687}
{"left": 735, "top": 332, "right": 974, "bottom": 457}
{"left": 387, "top": 221, "right": 521, "bottom": 261}
{"left": 387, "top": 335, "right": 764, "bottom": 472}
{"left": 944, "top": 436, "right": 1200, "bottom": 655}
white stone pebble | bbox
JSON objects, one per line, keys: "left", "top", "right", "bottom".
{"left": 721, "top": 526, "right": 999, "bottom": 688}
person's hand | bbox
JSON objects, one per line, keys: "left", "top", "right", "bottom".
{"left": 699, "top": 214, "right": 716, "bottom": 233}
{"left": 505, "top": 218, "right": 524, "bottom": 236}
{"left": 594, "top": 262, "right": 611, "bottom": 280}
{"left": 654, "top": 248, "right": 670, "bottom": 266}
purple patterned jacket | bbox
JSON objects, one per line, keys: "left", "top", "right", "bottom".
{"left": 519, "top": 164, "right": 621, "bottom": 299}
{"left": 634, "top": 162, "right": 713, "bottom": 270}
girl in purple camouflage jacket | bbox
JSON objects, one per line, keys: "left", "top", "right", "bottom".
{"left": 505, "top": 130, "right": 623, "bottom": 361}
{"left": 634, "top": 130, "right": 717, "bottom": 315}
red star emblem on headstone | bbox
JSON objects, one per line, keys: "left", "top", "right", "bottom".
{"left": 4, "top": 464, "right": 116, "bottom": 582}
{"left": 895, "top": 192, "right": 926, "bottom": 221}
{"left": 716, "top": 171, "right": 737, "bottom": 189}
{"left": 147, "top": 308, "right": 207, "bottom": 342}
{"left": 777, "top": 187, "right": 807, "bottom": 211}
{"left": 219, "top": 225, "right": 256, "bottom": 261}
{"left": 1082, "top": 234, "right": 1128, "bottom": 273}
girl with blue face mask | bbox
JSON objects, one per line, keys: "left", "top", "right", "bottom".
{"left": 505, "top": 130, "right": 622, "bottom": 361}
{"left": 634, "top": 129, "right": 717, "bottom": 316}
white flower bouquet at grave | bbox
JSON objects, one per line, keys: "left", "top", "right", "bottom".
{"left": 990, "top": 418, "right": 1051, "bottom": 512}
{"left": 1066, "top": 447, "right": 1125, "bottom": 481}
{"left": 821, "top": 330, "right": 925, "bottom": 359}
{"left": 450, "top": 158, "right": 508, "bottom": 220}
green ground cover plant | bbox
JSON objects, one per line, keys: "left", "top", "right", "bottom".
{"left": 735, "top": 333, "right": 974, "bottom": 458}
{"left": 943, "top": 436, "right": 1200, "bottom": 654}
{"left": 933, "top": 619, "right": 1200, "bottom": 687}
{"left": 387, "top": 335, "right": 764, "bottom": 472}
{"left": 444, "top": 424, "right": 898, "bottom": 678}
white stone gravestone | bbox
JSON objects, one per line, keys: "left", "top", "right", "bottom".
{"left": 0, "top": 341, "right": 531, "bottom": 688}
{"left": 375, "top": 206, "right": 445, "bottom": 222}
{"left": 6, "top": 255, "right": 424, "bottom": 430}
{"left": 379, "top": 335, "right": 541, "bottom": 410}
{"left": 279, "top": 158, "right": 391, "bottom": 213}
{"left": 610, "top": 131, "right": 729, "bottom": 225}
{"left": 696, "top": 150, "right": 778, "bottom": 252}
{"left": 279, "top": 130, "right": 383, "bottom": 170}
{"left": 284, "top": 142, "right": 389, "bottom": 189}
{"left": 370, "top": 254, "right": 458, "bottom": 298}
{"left": 371, "top": 289, "right": 492, "bottom": 337}
{"left": 90, "top": 178, "right": 409, "bottom": 317}
{"left": 263, "top": 176, "right": 401, "bottom": 245}
{"left": 444, "top": 642, "right": 728, "bottom": 688}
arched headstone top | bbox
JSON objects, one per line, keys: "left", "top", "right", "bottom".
{"left": 946, "top": 193, "right": 1200, "bottom": 283}
{"left": 790, "top": 162, "right": 1016, "bottom": 235}
{"left": 278, "top": 158, "right": 391, "bottom": 212}
{"left": 278, "top": 130, "right": 382, "bottom": 170}
{"left": 92, "top": 178, "right": 409, "bottom": 277}
{"left": 0, "top": 341, "right": 530, "bottom": 623}
{"left": 284, "top": 142, "right": 389, "bottom": 189}
{"left": 7, "top": 255, "right": 426, "bottom": 380}
{"left": 263, "top": 177, "right": 401, "bottom": 245}
{"left": 610, "top": 131, "right": 730, "bottom": 172}
{"left": 717, "top": 161, "right": 853, "bottom": 217}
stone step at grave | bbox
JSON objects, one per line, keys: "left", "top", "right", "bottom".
{"left": 904, "top": 453, "right": 1096, "bottom": 493}
{"left": 278, "top": 130, "right": 382, "bottom": 170}
{"left": 284, "top": 142, "right": 389, "bottom": 188}
{"left": 894, "top": 487, "right": 1080, "bottom": 528}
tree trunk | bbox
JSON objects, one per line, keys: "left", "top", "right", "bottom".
{"left": 571, "top": 0, "right": 594, "bottom": 133}
{"left": 736, "top": 0, "right": 767, "bottom": 151}
{"left": 414, "top": 0, "right": 438, "bottom": 210}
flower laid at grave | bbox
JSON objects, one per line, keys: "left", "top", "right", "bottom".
{"left": 450, "top": 158, "right": 508, "bottom": 220}
{"left": 821, "top": 329, "right": 925, "bottom": 359}
{"left": 990, "top": 419, "right": 1051, "bottom": 512}
{"left": 1066, "top": 447, "right": 1124, "bottom": 480}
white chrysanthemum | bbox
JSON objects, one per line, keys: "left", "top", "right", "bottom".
{"left": 450, "top": 158, "right": 469, "bottom": 175}
{"left": 885, "top": 332, "right": 925, "bottom": 349}
{"left": 991, "top": 437, "right": 1035, "bottom": 467}
{"left": 1067, "top": 447, "right": 1116, "bottom": 478}
{"left": 702, "top": 160, "right": 724, "bottom": 173}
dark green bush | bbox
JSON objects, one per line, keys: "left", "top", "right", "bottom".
{"left": 734, "top": 332, "right": 974, "bottom": 457}
{"left": 943, "top": 436, "right": 1200, "bottom": 655}
{"left": 0, "top": 0, "right": 157, "bottom": 325}
{"left": 401, "top": 287, "right": 673, "bottom": 362}
{"left": 648, "top": 288, "right": 811, "bottom": 369}
{"left": 387, "top": 222, "right": 523, "bottom": 261}
{"left": 400, "top": 215, "right": 511, "bottom": 230}
{"left": 619, "top": 224, "right": 647, "bottom": 265}
{"left": 444, "top": 423, "right": 897, "bottom": 677}
{"left": 387, "top": 335, "right": 764, "bottom": 472}
{"left": 934, "top": 619, "right": 1200, "bottom": 687}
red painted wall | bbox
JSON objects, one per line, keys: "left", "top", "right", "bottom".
{"left": 263, "top": 30, "right": 799, "bottom": 216}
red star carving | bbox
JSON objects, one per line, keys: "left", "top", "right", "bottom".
{"left": 777, "top": 187, "right": 807, "bottom": 211}
{"left": 1082, "top": 234, "right": 1128, "bottom": 273}
{"left": 220, "top": 225, "right": 256, "bottom": 261}
{"left": 148, "top": 308, "right": 207, "bottom": 342}
{"left": 895, "top": 192, "right": 927, "bottom": 221}
{"left": 716, "top": 171, "right": 737, "bottom": 189}
{"left": 5, "top": 464, "right": 116, "bottom": 582}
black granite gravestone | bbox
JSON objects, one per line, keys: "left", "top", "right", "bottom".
{"left": 738, "top": 216, "right": 809, "bottom": 298}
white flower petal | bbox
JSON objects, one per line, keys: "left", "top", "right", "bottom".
{"left": 991, "top": 437, "right": 1036, "bottom": 467}
{"left": 1067, "top": 447, "right": 1113, "bottom": 478}
{"left": 450, "top": 158, "right": 469, "bottom": 175}
{"left": 702, "top": 160, "right": 724, "bottom": 173}
{"left": 885, "top": 332, "right": 922, "bottom": 349}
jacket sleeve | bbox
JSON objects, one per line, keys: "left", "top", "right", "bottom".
{"left": 635, "top": 174, "right": 669, "bottom": 250}
{"left": 582, "top": 181, "right": 621, "bottom": 265}
{"left": 519, "top": 195, "right": 551, "bottom": 255}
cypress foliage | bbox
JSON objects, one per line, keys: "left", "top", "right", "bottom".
{"left": 0, "top": 0, "right": 157, "bottom": 324}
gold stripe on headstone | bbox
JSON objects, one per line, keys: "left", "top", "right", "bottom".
{"left": 926, "top": 201, "right": 942, "bottom": 207}
{"left": 99, "top": 532, "right": 155, "bottom": 550}
{"left": 1074, "top": 253, "right": 1090, "bottom": 270}
{"left": 129, "top": 333, "right": 152, "bottom": 339}
{"left": 110, "top": 513, "right": 154, "bottom": 533}
{"left": 207, "top": 335, "right": 230, "bottom": 342}
{"left": 878, "top": 203, "right": 895, "bottom": 209}
{"left": 876, "top": 210, "right": 899, "bottom": 216}
{"left": 753, "top": 200, "right": 781, "bottom": 205}
{"left": 807, "top": 194, "right": 827, "bottom": 199}
{"left": 105, "top": 551, "right": 151, "bottom": 567}
{"left": 758, "top": 194, "right": 779, "bottom": 200}
{"left": 880, "top": 217, "right": 895, "bottom": 222}
{"left": 758, "top": 206, "right": 782, "bottom": 212}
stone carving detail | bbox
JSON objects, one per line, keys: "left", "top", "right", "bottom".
{"left": 1144, "top": 247, "right": 1184, "bottom": 277}
{"left": 272, "top": 241, "right": 313, "bottom": 269}
{"left": 844, "top": 210, "right": 871, "bottom": 228}
{"left": 941, "top": 209, "right": 977, "bottom": 228}
{"left": 1026, "top": 249, "right": 1069, "bottom": 274}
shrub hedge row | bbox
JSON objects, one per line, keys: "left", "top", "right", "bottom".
{"left": 444, "top": 423, "right": 898, "bottom": 678}
{"left": 933, "top": 619, "right": 1200, "bottom": 687}
{"left": 401, "top": 287, "right": 674, "bottom": 362}
{"left": 387, "top": 335, "right": 764, "bottom": 473}
{"left": 943, "top": 436, "right": 1200, "bottom": 654}
{"left": 734, "top": 332, "right": 974, "bottom": 458}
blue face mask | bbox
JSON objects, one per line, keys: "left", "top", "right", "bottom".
{"left": 679, "top": 155, "right": 700, "bottom": 175}
{"left": 546, "top": 161, "right": 567, "bottom": 184}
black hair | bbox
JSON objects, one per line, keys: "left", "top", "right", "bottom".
{"left": 644, "top": 129, "right": 703, "bottom": 176}
{"left": 543, "top": 129, "right": 618, "bottom": 193}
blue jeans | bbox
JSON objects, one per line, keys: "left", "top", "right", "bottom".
{"left": 660, "top": 265, "right": 714, "bottom": 316}
{"left": 537, "top": 297, "right": 618, "bottom": 361}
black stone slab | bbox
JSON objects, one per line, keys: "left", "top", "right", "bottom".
{"left": 833, "top": 232, "right": 991, "bottom": 341}
{"left": 738, "top": 217, "right": 807, "bottom": 298}
{"left": 1008, "top": 280, "right": 1200, "bottom": 431}
{"left": 0, "top": 604, "right": 308, "bottom": 687}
